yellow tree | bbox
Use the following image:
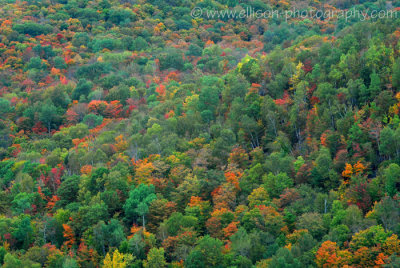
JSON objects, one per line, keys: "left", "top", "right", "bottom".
{"left": 103, "top": 249, "right": 127, "bottom": 268}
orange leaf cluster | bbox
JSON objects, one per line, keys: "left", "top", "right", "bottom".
{"left": 80, "top": 165, "right": 92, "bottom": 175}
{"left": 62, "top": 224, "right": 76, "bottom": 249}
{"left": 342, "top": 161, "right": 366, "bottom": 178}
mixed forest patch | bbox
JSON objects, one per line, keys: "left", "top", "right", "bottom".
{"left": 1, "top": 0, "right": 400, "bottom": 267}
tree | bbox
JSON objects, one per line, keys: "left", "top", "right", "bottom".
{"left": 296, "top": 213, "right": 326, "bottom": 240}
{"left": 0, "top": 98, "right": 11, "bottom": 117}
{"left": 132, "top": 37, "right": 148, "bottom": 51}
{"left": 93, "top": 220, "right": 125, "bottom": 255}
{"left": 2, "top": 252, "right": 41, "bottom": 268}
{"left": 13, "top": 216, "right": 34, "bottom": 249}
{"left": 242, "top": 205, "right": 285, "bottom": 236}
{"left": 393, "top": 58, "right": 400, "bottom": 89}
{"left": 316, "top": 241, "right": 350, "bottom": 268}
{"left": 143, "top": 248, "right": 167, "bottom": 268}
{"left": 158, "top": 48, "right": 184, "bottom": 71}
{"left": 39, "top": 102, "right": 58, "bottom": 134}
{"left": 72, "top": 32, "right": 90, "bottom": 47}
{"left": 11, "top": 192, "right": 37, "bottom": 215}
{"left": 27, "top": 57, "right": 46, "bottom": 70}
{"left": 230, "top": 227, "right": 251, "bottom": 257}
{"left": 62, "top": 224, "right": 75, "bottom": 250}
{"left": 248, "top": 187, "right": 269, "bottom": 207}
{"left": 370, "top": 196, "right": 400, "bottom": 232}
{"left": 212, "top": 129, "right": 236, "bottom": 162}
{"left": 313, "top": 147, "right": 336, "bottom": 188}
{"left": 13, "top": 22, "right": 52, "bottom": 36}
{"left": 383, "top": 163, "right": 400, "bottom": 197}
{"left": 186, "top": 44, "right": 203, "bottom": 56}
{"left": 269, "top": 248, "right": 301, "bottom": 268}
{"left": 76, "top": 202, "right": 109, "bottom": 231}
{"left": 108, "top": 8, "right": 136, "bottom": 24}
{"left": 379, "top": 127, "right": 399, "bottom": 159}
{"left": 72, "top": 79, "right": 93, "bottom": 101}
{"left": 123, "top": 184, "right": 157, "bottom": 227}
{"left": 163, "top": 212, "right": 198, "bottom": 237}
{"left": 368, "top": 72, "right": 381, "bottom": 100}
{"left": 83, "top": 113, "right": 103, "bottom": 129}
{"left": 186, "top": 236, "right": 223, "bottom": 267}
{"left": 0, "top": 247, "right": 6, "bottom": 265}
{"left": 57, "top": 175, "right": 80, "bottom": 207}
{"left": 103, "top": 249, "right": 127, "bottom": 268}
{"left": 237, "top": 55, "right": 262, "bottom": 83}
{"left": 54, "top": 56, "right": 67, "bottom": 69}
{"left": 263, "top": 172, "right": 293, "bottom": 198}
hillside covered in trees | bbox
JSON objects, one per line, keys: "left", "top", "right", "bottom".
{"left": 1, "top": 0, "right": 400, "bottom": 267}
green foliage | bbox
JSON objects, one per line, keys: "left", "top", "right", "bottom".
{"left": 143, "top": 247, "right": 167, "bottom": 268}
{"left": 238, "top": 56, "right": 262, "bottom": 83}
{"left": 383, "top": 163, "right": 400, "bottom": 197}
{"left": 263, "top": 172, "right": 293, "bottom": 198}
{"left": 76, "top": 62, "right": 112, "bottom": 80}
{"left": 72, "top": 79, "right": 93, "bottom": 100}
{"left": 82, "top": 114, "right": 103, "bottom": 129}
{"left": 13, "top": 22, "right": 53, "bottom": 36}
{"left": 158, "top": 48, "right": 184, "bottom": 71}
{"left": 39, "top": 102, "right": 59, "bottom": 133}
{"left": 163, "top": 212, "right": 198, "bottom": 236}
{"left": 0, "top": 98, "right": 11, "bottom": 116}
{"left": 57, "top": 175, "right": 80, "bottom": 207}
{"left": 123, "top": 184, "right": 157, "bottom": 226}
{"left": 186, "top": 236, "right": 223, "bottom": 268}
{"left": 108, "top": 8, "right": 136, "bottom": 25}
{"left": 92, "top": 219, "right": 125, "bottom": 255}
{"left": 26, "top": 57, "right": 46, "bottom": 70}
{"left": 72, "top": 32, "right": 90, "bottom": 47}
{"left": 393, "top": 58, "right": 400, "bottom": 89}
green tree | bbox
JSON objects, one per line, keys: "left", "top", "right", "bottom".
{"left": 296, "top": 213, "right": 326, "bottom": 240}
{"left": 26, "top": 57, "right": 46, "bottom": 70}
{"left": 0, "top": 98, "right": 11, "bottom": 116}
{"left": 123, "top": 184, "right": 157, "bottom": 227}
{"left": 238, "top": 55, "right": 262, "bottom": 83}
{"left": 13, "top": 216, "right": 34, "bottom": 249}
{"left": 0, "top": 247, "right": 6, "bottom": 265}
{"left": 263, "top": 172, "right": 293, "bottom": 198}
{"left": 393, "top": 58, "right": 400, "bottom": 89}
{"left": 82, "top": 114, "right": 103, "bottom": 129}
{"left": 186, "top": 44, "right": 203, "bottom": 56}
{"left": 230, "top": 228, "right": 251, "bottom": 258}
{"left": 383, "top": 163, "right": 400, "bottom": 197}
{"left": 269, "top": 248, "right": 301, "bottom": 268}
{"left": 368, "top": 72, "right": 381, "bottom": 100}
{"left": 72, "top": 79, "right": 93, "bottom": 101}
{"left": 371, "top": 196, "right": 400, "bottom": 232}
{"left": 186, "top": 236, "right": 223, "bottom": 268}
{"left": 11, "top": 192, "right": 37, "bottom": 215}
{"left": 39, "top": 102, "right": 58, "bottom": 134}
{"left": 143, "top": 247, "right": 167, "bottom": 268}
{"left": 132, "top": 37, "right": 148, "bottom": 51}
{"left": 54, "top": 56, "right": 67, "bottom": 69}
{"left": 92, "top": 219, "right": 125, "bottom": 255}
{"left": 57, "top": 175, "right": 80, "bottom": 207}
{"left": 158, "top": 48, "right": 184, "bottom": 71}
{"left": 2, "top": 253, "right": 40, "bottom": 268}
{"left": 72, "top": 32, "right": 90, "bottom": 47}
{"left": 162, "top": 212, "right": 198, "bottom": 237}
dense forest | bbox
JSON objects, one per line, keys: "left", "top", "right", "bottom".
{"left": 1, "top": 0, "right": 400, "bottom": 267}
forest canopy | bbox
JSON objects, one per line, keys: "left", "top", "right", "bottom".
{"left": 0, "top": 0, "right": 400, "bottom": 267}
